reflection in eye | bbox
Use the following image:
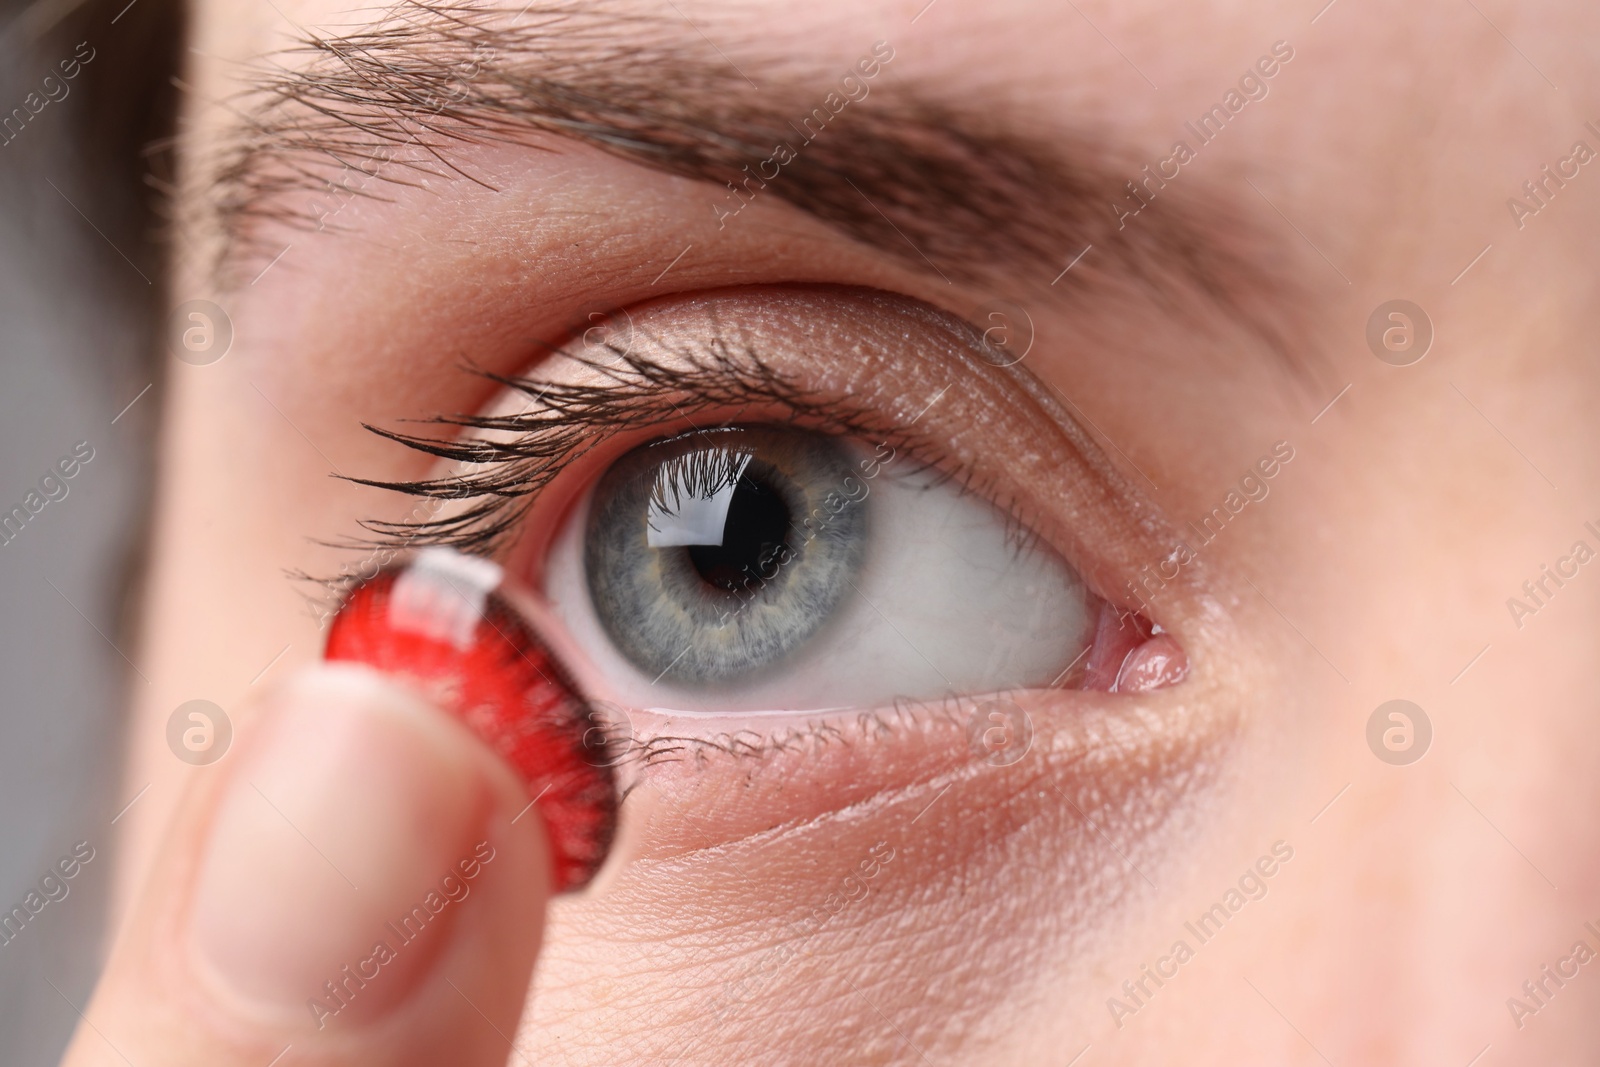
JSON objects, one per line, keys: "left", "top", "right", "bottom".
{"left": 548, "top": 423, "right": 1094, "bottom": 713}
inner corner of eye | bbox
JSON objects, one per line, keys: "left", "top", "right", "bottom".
{"left": 1073, "top": 598, "right": 1191, "bottom": 696}
{"left": 539, "top": 421, "right": 1179, "bottom": 713}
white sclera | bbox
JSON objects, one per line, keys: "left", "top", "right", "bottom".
{"left": 545, "top": 456, "right": 1091, "bottom": 714}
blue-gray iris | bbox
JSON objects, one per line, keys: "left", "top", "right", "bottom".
{"left": 585, "top": 426, "right": 869, "bottom": 685}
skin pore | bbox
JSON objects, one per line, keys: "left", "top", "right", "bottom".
{"left": 117, "top": 0, "right": 1599, "bottom": 1062}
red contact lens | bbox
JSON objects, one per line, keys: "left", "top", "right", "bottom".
{"left": 323, "top": 548, "right": 618, "bottom": 893}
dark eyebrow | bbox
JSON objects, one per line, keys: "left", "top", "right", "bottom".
{"left": 206, "top": 2, "right": 1300, "bottom": 359}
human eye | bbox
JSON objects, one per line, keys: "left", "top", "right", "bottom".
{"left": 559, "top": 422, "right": 1084, "bottom": 712}
{"left": 348, "top": 283, "right": 1189, "bottom": 743}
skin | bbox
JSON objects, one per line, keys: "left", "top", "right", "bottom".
{"left": 73, "top": 0, "right": 1600, "bottom": 1063}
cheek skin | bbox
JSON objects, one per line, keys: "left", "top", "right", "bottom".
{"left": 519, "top": 652, "right": 1251, "bottom": 1062}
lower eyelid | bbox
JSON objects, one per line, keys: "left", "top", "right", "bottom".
{"left": 610, "top": 678, "right": 1234, "bottom": 860}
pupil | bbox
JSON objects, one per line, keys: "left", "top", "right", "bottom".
{"left": 686, "top": 474, "right": 792, "bottom": 592}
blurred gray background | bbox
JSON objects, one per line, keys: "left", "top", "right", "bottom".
{"left": 0, "top": 0, "right": 178, "bottom": 1060}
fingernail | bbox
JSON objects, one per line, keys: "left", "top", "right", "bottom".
{"left": 189, "top": 664, "right": 494, "bottom": 1028}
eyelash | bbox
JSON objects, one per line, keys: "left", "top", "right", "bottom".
{"left": 621, "top": 697, "right": 979, "bottom": 773}
{"left": 336, "top": 329, "right": 963, "bottom": 558}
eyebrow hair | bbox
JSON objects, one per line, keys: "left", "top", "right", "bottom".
{"left": 204, "top": 1, "right": 1302, "bottom": 360}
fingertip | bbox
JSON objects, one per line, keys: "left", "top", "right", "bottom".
{"left": 70, "top": 663, "right": 552, "bottom": 1067}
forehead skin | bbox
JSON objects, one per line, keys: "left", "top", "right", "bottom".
{"left": 133, "top": 0, "right": 1600, "bottom": 1062}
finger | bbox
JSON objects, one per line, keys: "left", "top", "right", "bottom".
{"left": 62, "top": 663, "right": 550, "bottom": 1067}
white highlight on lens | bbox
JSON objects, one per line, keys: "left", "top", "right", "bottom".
{"left": 389, "top": 547, "right": 504, "bottom": 650}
